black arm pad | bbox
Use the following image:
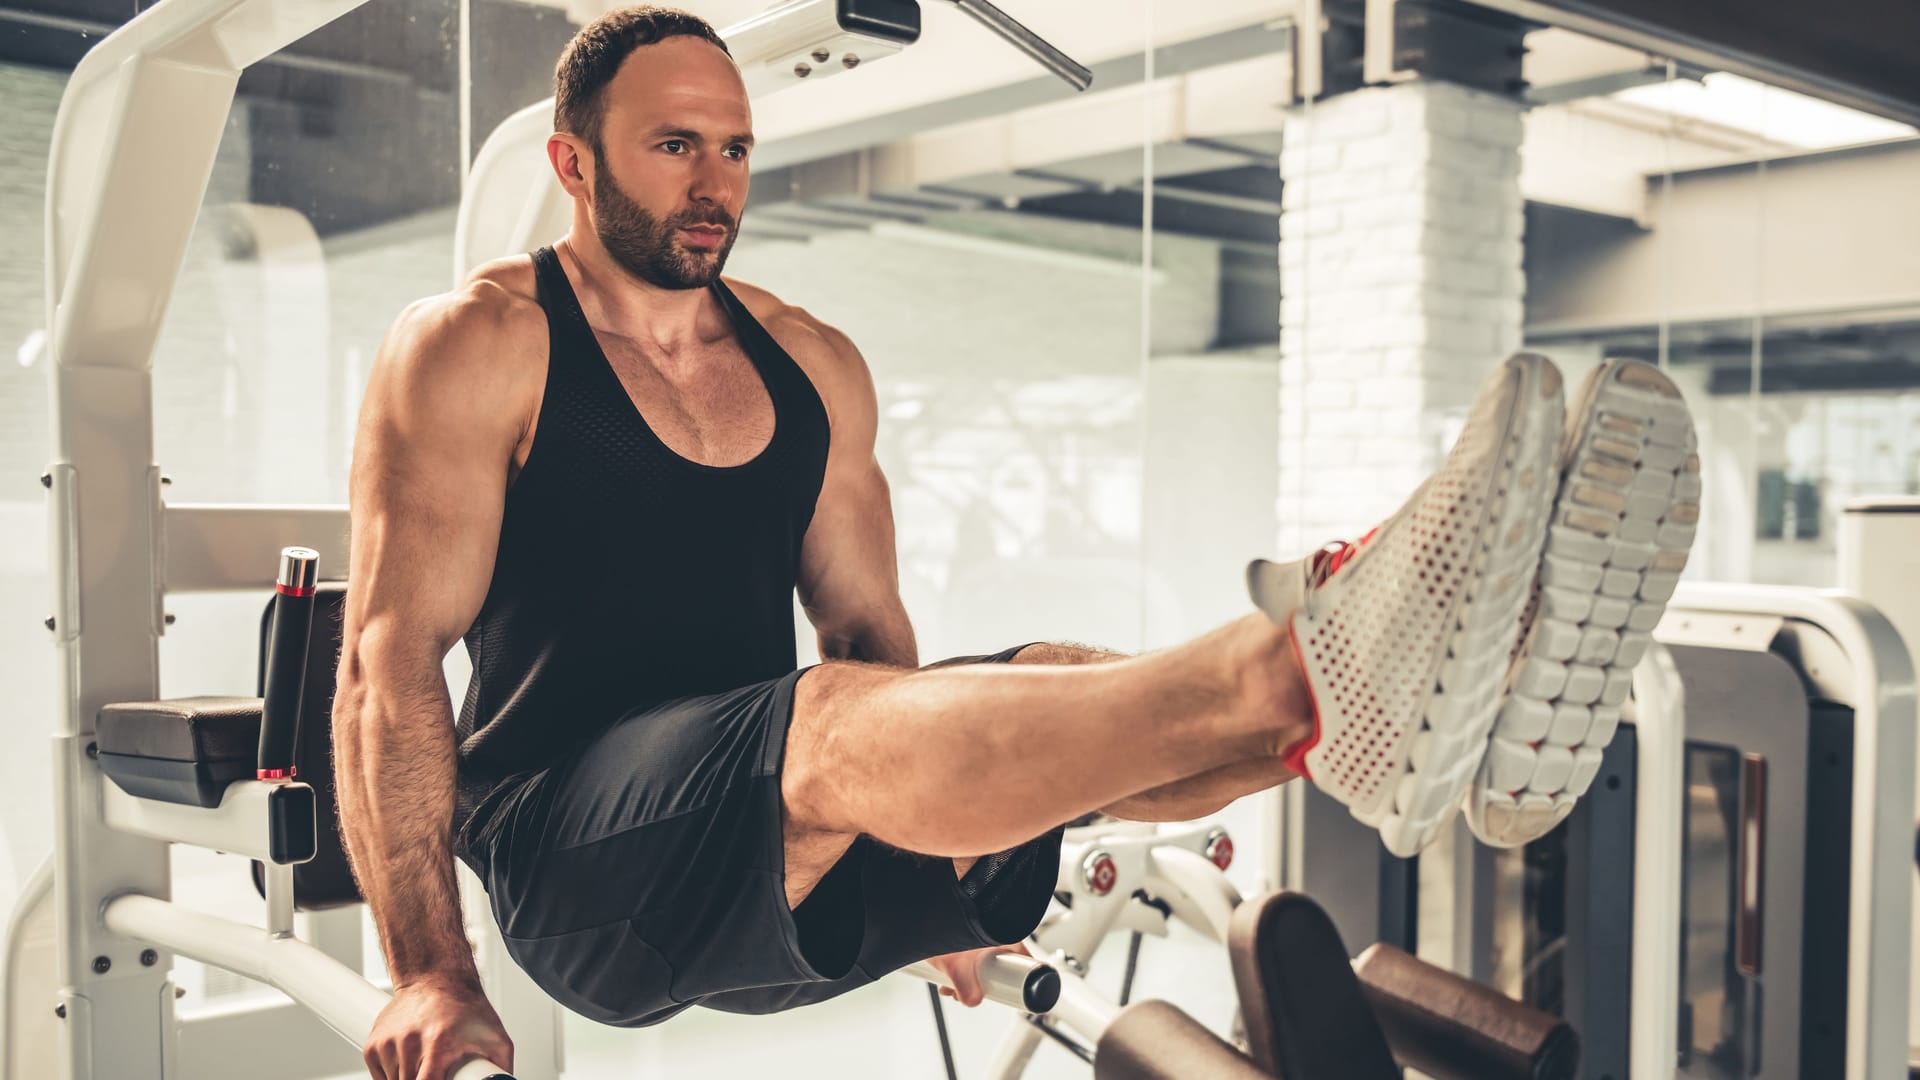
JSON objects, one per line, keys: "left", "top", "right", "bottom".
{"left": 1353, "top": 943, "right": 1579, "bottom": 1080}
{"left": 1093, "top": 1000, "right": 1271, "bottom": 1080}
{"left": 1229, "top": 892, "right": 1401, "bottom": 1080}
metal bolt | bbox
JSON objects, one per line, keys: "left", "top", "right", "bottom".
{"left": 141, "top": 949, "right": 158, "bottom": 967}
{"left": 86, "top": 742, "right": 98, "bottom": 760}
{"left": 44, "top": 616, "right": 55, "bottom": 631}
{"left": 793, "top": 61, "right": 812, "bottom": 78}
{"left": 40, "top": 473, "right": 52, "bottom": 489}
{"left": 811, "top": 47, "right": 830, "bottom": 63}
{"left": 92, "top": 956, "right": 110, "bottom": 974}
{"left": 160, "top": 475, "right": 172, "bottom": 487}
{"left": 1081, "top": 850, "right": 1118, "bottom": 896}
{"left": 175, "top": 986, "right": 186, "bottom": 999}
{"left": 1204, "top": 827, "right": 1235, "bottom": 871}
{"left": 164, "top": 613, "right": 176, "bottom": 626}
{"left": 842, "top": 54, "right": 861, "bottom": 69}
{"left": 55, "top": 1003, "right": 66, "bottom": 1019}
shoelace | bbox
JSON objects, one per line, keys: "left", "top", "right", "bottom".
{"left": 1300, "top": 526, "right": 1378, "bottom": 620}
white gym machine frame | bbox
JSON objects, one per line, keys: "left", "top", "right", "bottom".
{"left": 965, "top": 819, "right": 1245, "bottom": 1078}
{"left": 1654, "top": 584, "right": 1916, "bottom": 1080}
{"left": 12, "top": 1, "right": 1091, "bottom": 1078}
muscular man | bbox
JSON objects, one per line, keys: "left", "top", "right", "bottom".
{"left": 333, "top": 7, "right": 1700, "bottom": 1079}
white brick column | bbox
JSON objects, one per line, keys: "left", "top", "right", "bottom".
{"left": 1276, "top": 81, "right": 1525, "bottom": 554}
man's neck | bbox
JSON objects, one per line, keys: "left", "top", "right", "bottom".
{"left": 556, "top": 233, "right": 717, "bottom": 355}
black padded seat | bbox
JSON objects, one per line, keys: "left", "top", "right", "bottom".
{"left": 96, "top": 584, "right": 361, "bottom": 910}
{"left": 97, "top": 696, "right": 262, "bottom": 808}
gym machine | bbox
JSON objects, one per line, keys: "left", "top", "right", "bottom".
{"left": 1294, "top": 582, "right": 1915, "bottom": 1079}
{"left": 4, "top": 1, "right": 1089, "bottom": 1077}
{"left": 1837, "top": 497, "right": 1920, "bottom": 1072}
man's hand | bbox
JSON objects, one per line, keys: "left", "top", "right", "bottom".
{"left": 925, "top": 941, "right": 1032, "bottom": 1007}
{"left": 364, "top": 977, "right": 514, "bottom": 1080}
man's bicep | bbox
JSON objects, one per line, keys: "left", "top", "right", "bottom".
{"left": 347, "top": 421, "right": 504, "bottom": 659}
{"left": 794, "top": 321, "right": 905, "bottom": 635}
{"left": 797, "top": 453, "right": 905, "bottom": 636}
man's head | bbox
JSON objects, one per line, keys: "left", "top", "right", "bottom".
{"left": 551, "top": 6, "right": 752, "bottom": 290}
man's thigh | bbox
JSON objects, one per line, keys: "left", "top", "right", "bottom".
{"left": 780, "top": 642, "right": 1048, "bottom": 904}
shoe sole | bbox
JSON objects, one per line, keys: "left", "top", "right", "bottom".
{"left": 1465, "top": 358, "right": 1700, "bottom": 847}
{"left": 1290, "top": 353, "right": 1564, "bottom": 857}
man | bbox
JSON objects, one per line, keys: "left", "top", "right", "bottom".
{"left": 334, "top": 7, "right": 1699, "bottom": 1079}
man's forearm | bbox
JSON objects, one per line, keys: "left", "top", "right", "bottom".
{"left": 820, "top": 601, "right": 918, "bottom": 667}
{"left": 332, "top": 663, "right": 482, "bottom": 991}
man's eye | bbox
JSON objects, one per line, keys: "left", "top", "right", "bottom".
{"left": 662, "top": 140, "right": 685, "bottom": 153}
{"left": 726, "top": 145, "right": 748, "bottom": 160}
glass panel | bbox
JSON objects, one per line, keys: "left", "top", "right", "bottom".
{"left": 150, "top": 0, "right": 464, "bottom": 506}
{"left": 1522, "top": 43, "right": 1920, "bottom": 585}
{"left": 0, "top": 60, "right": 63, "bottom": 906}
{"left": 1116, "top": 0, "right": 1287, "bottom": 1040}
{"left": 1743, "top": 314, "right": 1920, "bottom": 586}
{"left": 1487, "top": 818, "right": 1572, "bottom": 1011}
{"left": 1679, "top": 743, "right": 1748, "bottom": 1078}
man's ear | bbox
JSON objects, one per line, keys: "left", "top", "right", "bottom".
{"left": 547, "top": 133, "right": 593, "bottom": 199}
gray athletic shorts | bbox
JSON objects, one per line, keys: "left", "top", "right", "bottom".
{"left": 461, "top": 644, "right": 1067, "bottom": 1027}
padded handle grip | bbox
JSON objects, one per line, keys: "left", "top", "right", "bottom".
{"left": 258, "top": 547, "right": 318, "bottom": 779}
{"left": 1354, "top": 943, "right": 1579, "bottom": 1080}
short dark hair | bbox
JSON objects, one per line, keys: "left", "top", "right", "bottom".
{"left": 554, "top": 6, "right": 732, "bottom": 153}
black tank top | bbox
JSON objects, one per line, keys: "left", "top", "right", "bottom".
{"left": 452, "top": 246, "right": 831, "bottom": 853}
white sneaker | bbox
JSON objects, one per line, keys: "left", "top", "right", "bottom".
{"left": 1464, "top": 358, "right": 1700, "bottom": 847}
{"left": 1248, "top": 353, "right": 1565, "bottom": 857}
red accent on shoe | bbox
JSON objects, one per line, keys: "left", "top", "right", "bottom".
{"left": 1281, "top": 524, "right": 1386, "bottom": 781}
{"left": 1280, "top": 628, "right": 1322, "bottom": 780}
{"left": 1312, "top": 526, "right": 1381, "bottom": 585}
{"left": 1309, "top": 543, "right": 1351, "bottom": 587}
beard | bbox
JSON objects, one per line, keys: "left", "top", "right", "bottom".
{"left": 591, "top": 162, "right": 739, "bottom": 290}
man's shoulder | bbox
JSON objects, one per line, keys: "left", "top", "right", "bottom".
{"left": 438, "top": 255, "right": 548, "bottom": 345}
{"left": 375, "top": 256, "right": 549, "bottom": 426}
{"left": 388, "top": 257, "right": 547, "bottom": 372}
{"left": 722, "top": 276, "right": 862, "bottom": 378}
